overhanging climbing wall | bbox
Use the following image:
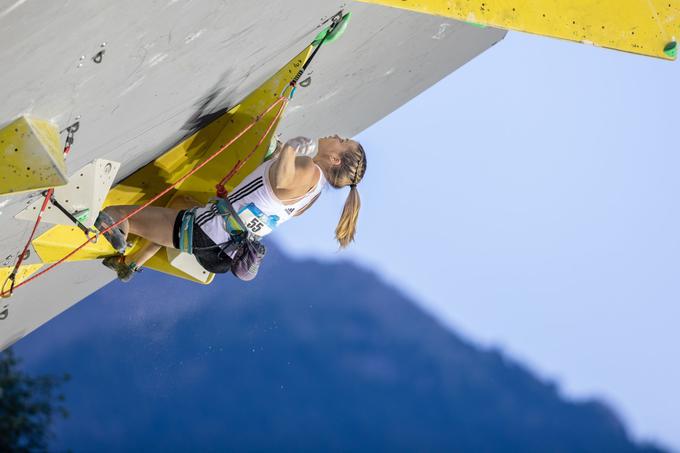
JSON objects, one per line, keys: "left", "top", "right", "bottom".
{"left": 0, "top": 0, "right": 507, "bottom": 349}
{"left": 358, "top": 0, "right": 680, "bottom": 60}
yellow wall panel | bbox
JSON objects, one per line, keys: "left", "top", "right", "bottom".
{"left": 358, "top": 0, "right": 679, "bottom": 59}
{"left": 33, "top": 225, "right": 116, "bottom": 262}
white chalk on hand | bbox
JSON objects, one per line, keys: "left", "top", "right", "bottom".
{"left": 285, "top": 136, "right": 317, "bottom": 158}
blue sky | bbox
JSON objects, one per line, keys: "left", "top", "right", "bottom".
{"left": 275, "top": 30, "right": 680, "bottom": 450}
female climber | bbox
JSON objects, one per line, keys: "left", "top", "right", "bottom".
{"left": 94, "top": 135, "right": 367, "bottom": 282}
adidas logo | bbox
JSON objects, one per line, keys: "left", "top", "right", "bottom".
{"left": 285, "top": 208, "right": 295, "bottom": 215}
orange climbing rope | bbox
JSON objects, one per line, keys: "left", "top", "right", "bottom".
{"left": 215, "top": 95, "right": 286, "bottom": 198}
{"left": 0, "top": 95, "right": 289, "bottom": 297}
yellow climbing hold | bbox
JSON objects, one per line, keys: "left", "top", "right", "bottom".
{"left": 0, "top": 116, "right": 68, "bottom": 196}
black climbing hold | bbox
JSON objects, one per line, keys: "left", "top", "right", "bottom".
{"left": 92, "top": 50, "right": 105, "bottom": 64}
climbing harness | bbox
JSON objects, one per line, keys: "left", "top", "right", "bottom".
{"left": 176, "top": 196, "right": 258, "bottom": 278}
{"left": 0, "top": 9, "right": 350, "bottom": 297}
{"left": 179, "top": 208, "right": 197, "bottom": 254}
{"left": 210, "top": 197, "right": 265, "bottom": 281}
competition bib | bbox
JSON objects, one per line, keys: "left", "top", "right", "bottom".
{"left": 227, "top": 203, "right": 278, "bottom": 237}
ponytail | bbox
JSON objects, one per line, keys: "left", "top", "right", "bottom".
{"left": 335, "top": 185, "right": 361, "bottom": 248}
{"left": 323, "top": 140, "right": 365, "bottom": 248}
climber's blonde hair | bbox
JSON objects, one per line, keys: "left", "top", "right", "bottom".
{"left": 326, "top": 142, "right": 367, "bottom": 248}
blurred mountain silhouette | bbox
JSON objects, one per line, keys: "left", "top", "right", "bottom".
{"left": 14, "top": 245, "right": 665, "bottom": 452}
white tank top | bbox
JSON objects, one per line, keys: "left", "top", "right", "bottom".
{"left": 194, "top": 160, "right": 325, "bottom": 244}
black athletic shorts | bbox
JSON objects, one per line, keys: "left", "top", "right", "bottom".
{"left": 172, "top": 210, "right": 232, "bottom": 274}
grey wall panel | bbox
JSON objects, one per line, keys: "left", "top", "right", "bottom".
{"left": 0, "top": 0, "right": 505, "bottom": 348}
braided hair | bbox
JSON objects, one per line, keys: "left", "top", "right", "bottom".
{"left": 327, "top": 142, "right": 366, "bottom": 248}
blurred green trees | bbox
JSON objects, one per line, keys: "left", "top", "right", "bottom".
{"left": 0, "top": 348, "right": 69, "bottom": 452}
